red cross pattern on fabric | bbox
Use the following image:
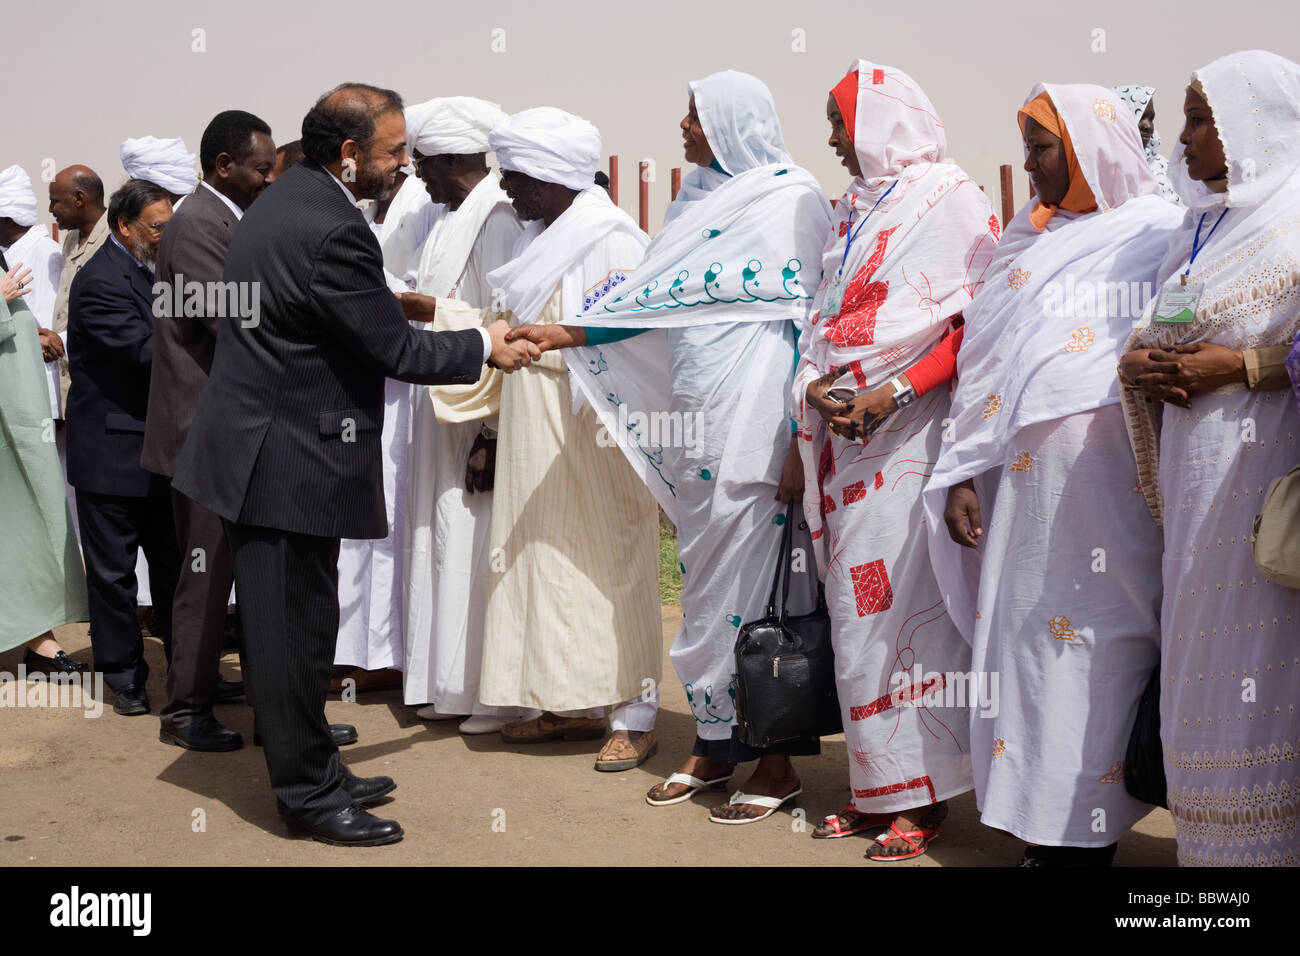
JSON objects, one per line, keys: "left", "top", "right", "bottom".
{"left": 988, "top": 212, "right": 1001, "bottom": 241}
{"left": 872, "top": 68, "right": 886, "bottom": 85}
{"left": 824, "top": 226, "right": 898, "bottom": 348}
{"left": 842, "top": 480, "right": 867, "bottom": 506}
{"left": 822, "top": 494, "right": 837, "bottom": 515}
{"left": 850, "top": 558, "right": 894, "bottom": 616}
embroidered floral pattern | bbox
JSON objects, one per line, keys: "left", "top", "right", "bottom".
{"left": 1009, "top": 451, "right": 1034, "bottom": 472}
{"left": 1049, "top": 614, "right": 1077, "bottom": 640}
{"left": 982, "top": 394, "right": 1003, "bottom": 420}
{"left": 1093, "top": 98, "right": 1118, "bottom": 122}
{"left": 1065, "top": 327, "right": 1095, "bottom": 352}
{"left": 1099, "top": 761, "right": 1125, "bottom": 784}
{"left": 993, "top": 738, "right": 1006, "bottom": 759}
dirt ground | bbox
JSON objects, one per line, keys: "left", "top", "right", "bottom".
{"left": 0, "top": 608, "right": 1178, "bottom": 866}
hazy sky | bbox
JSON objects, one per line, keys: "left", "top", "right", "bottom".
{"left": 10, "top": 0, "right": 1299, "bottom": 231}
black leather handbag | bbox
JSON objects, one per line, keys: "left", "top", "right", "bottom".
{"left": 732, "top": 503, "right": 843, "bottom": 748}
{"left": 1124, "top": 666, "right": 1168, "bottom": 808}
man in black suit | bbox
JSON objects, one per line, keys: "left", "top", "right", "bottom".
{"left": 143, "top": 110, "right": 275, "bottom": 752}
{"left": 67, "top": 179, "right": 182, "bottom": 716}
{"left": 172, "top": 83, "right": 537, "bottom": 846}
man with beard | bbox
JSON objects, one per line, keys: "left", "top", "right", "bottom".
{"left": 143, "top": 110, "right": 275, "bottom": 751}
{"left": 67, "top": 179, "right": 181, "bottom": 716}
{"left": 171, "top": 83, "right": 537, "bottom": 845}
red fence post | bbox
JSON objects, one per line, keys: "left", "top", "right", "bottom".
{"left": 638, "top": 161, "right": 650, "bottom": 233}
{"left": 609, "top": 155, "right": 619, "bottom": 206}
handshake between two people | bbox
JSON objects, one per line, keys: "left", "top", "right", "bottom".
{"left": 398, "top": 291, "right": 586, "bottom": 373}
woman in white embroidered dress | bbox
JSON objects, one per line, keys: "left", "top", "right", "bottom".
{"left": 1119, "top": 50, "right": 1300, "bottom": 867}
{"left": 926, "top": 83, "right": 1182, "bottom": 867}
{"left": 509, "top": 71, "right": 833, "bottom": 822}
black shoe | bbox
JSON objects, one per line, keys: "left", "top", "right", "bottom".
{"left": 113, "top": 686, "right": 150, "bottom": 716}
{"left": 159, "top": 716, "right": 243, "bottom": 752}
{"left": 330, "top": 723, "right": 358, "bottom": 746}
{"left": 340, "top": 768, "right": 396, "bottom": 806}
{"left": 253, "top": 723, "right": 359, "bottom": 747}
{"left": 23, "top": 648, "right": 88, "bottom": 674}
{"left": 279, "top": 804, "right": 403, "bottom": 846}
{"left": 214, "top": 678, "right": 245, "bottom": 703}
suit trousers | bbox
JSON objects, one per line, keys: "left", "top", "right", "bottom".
{"left": 223, "top": 520, "right": 352, "bottom": 821}
{"left": 75, "top": 489, "right": 180, "bottom": 692}
{"left": 160, "top": 488, "right": 247, "bottom": 731}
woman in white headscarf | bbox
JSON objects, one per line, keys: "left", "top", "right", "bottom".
{"left": 1113, "top": 85, "right": 1180, "bottom": 204}
{"left": 510, "top": 71, "right": 833, "bottom": 821}
{"left": 925, "top": 83, "right": 1182, "bottom": 866}
{"left": 791, "top": 61, "right": 999, "bottom": 859}
{"left": 1119, "top": 50, "right": 1300, "bottom": 867}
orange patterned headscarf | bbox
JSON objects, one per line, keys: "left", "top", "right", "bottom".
{"left": 1017, "top": 91, "right": 1098, "bottom": 230}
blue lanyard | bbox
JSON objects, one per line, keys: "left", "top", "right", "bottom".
{"left": 837, "top": 179, "right": 898, "bottom": 280}
{"left": 1183, "top": 209, "right": 1228, "bottom": 283}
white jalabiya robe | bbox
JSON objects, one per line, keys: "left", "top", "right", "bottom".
{"left": 1123, "top": 51, "right": 1300, "bottom": 868}
{"left": 925, "top": 83, "right": 1183, "bottom": 845}
{"left": 478, "top": 189, "right": 662, "bottom": 711}
{"left": 793, "top": 61, "right": 998, "bottom": 813}
{"left": 565, "top": 70, "right": 830, "bottom": 740}
{"left": 333, "top": 217, "right": 430, "bottom": 670}
{"left": 402, "top": 181, "right": 522, "bottom": 711}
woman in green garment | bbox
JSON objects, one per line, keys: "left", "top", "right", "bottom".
{"left": 0, "top": 262, "right": 89, "bottom": 670}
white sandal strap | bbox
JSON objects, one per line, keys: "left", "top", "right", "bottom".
{"left": 664, "top": 772, "right": 708, "bottom": 790}
{"left": 727, "top": 789, "right": 799, "bottom": 810}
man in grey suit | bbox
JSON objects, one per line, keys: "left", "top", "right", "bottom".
{"left": 172, "top": 84, "right": 537, "bottom": 846}
{"left": 143, "top": 111, "right": 275, "bottom": 752}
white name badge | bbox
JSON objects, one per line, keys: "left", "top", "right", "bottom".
{"left": 822, "top": 277, "right": 845, "bottom": 318}
{"left": 1153, "top": 278, "right": 1202, "bottom": 324}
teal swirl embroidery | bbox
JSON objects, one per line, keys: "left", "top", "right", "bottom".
{"left": 684, "top": 682, "right": 734, "bottom": 725}
{"left": 598, "top": 378, "right": 677, "bottom": 500}
{"left": 601, "top": 255, "right": 811, "bottom": 313}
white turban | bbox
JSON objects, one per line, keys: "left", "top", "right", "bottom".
{"left": 0, "top": 165, "right": 38, "bottom": 226}
{"left": 409, "top": 96, "right": 508, "bottom": 157}
{"left": 120, "top": 136, "right": 197, "bottom": 195}
{"left": 489, "top": 107, "right": 601, "bottom": 191}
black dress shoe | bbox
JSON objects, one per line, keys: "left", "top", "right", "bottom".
{"left": 159, "top": 716, "right": 244, "bottom": 752}
{"left": 279, "top": 805, "right": 403, "bottom": 846}
{"left": 330, "top": 723, "right": 358, "bottom": 746}
{"left": 113, "top": 686, "right": 150, "bottom": 716}
{"left": 23, "top": 648, "right": 88, "bottom": 674}
{"left": 253, "top": 723, "right": 359, "bottom": 747}
{"left": 213, "top": 678, "right": 245, "bottom": 703}
{"left": 340, "top": 768, "right": 396, "bottom": 806}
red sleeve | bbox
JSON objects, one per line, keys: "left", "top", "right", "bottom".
{"left": 906, "top": 320, "right": 965, "bottom": 396}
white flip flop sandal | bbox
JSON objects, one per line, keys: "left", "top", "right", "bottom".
{"left": 708, "top": 788, "right": 803, "bottom": 825}
{"left": 645, "top": 771, "right": 735, "bottom": 807}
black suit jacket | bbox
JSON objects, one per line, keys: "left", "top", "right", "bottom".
{"left": 65, "top": 238, "right": 170, "bottom": 498}
{"left": 171, "top": 160, "right": 485, "bottom": 539}
{"left": 141, "top": 183, "right": 237, "bottom": 478}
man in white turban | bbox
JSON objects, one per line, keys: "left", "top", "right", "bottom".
{"left": 376, "top": 99, "right": 444, "bottom": 289}
{"left": 381, "top": 97, "right": 525, "bottom": 734}
{"left": 0, "top": 165, "right": 64, "bottom": 423}
{"left": 120, "top": 136, "right": 197, "bottom": 201}
{"left": 420, "top": 107, "right": 662, "bottom": 769}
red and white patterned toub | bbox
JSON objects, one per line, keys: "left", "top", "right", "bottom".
{"left": 794, "top": 59, "right": 993, "bottom": 816}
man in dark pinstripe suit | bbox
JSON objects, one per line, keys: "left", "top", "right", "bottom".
{"left": 173, "top": 83, "right": 537, "bottom": 846}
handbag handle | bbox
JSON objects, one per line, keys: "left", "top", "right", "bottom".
{"left": 763, "top": 502, "right": 797, "bottom": 620}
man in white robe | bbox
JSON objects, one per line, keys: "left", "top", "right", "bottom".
{"left": 469, "top": 108, "right": 662, "bottom": 771}
{"left": 390, "top": 97, "right": 524, "bottom": 734}
{"left": 0, "top": 165, "right": 63, "bottom": 424}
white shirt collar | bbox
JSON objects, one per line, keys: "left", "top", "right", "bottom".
{"left": 326, "top": 167, "right": 363, "bottom": 207}
{"left": 200, "top": 180, "right": 244, "bottom": 220}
